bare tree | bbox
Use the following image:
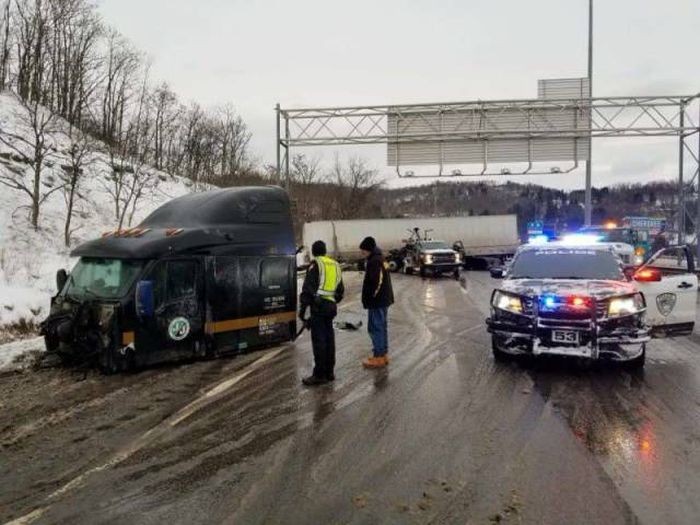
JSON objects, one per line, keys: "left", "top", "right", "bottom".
{"left": 151, "top": 82, "right": 177, "bottom": 170}
{"left": 330, "top": 155, "right": 382, "bottom": 219}
{"left": 117, "top": 66, "right": 158, "bottom": 228}
{"left": 0, "top": 0, "right": 11, "bottom": 90}
{"left": 0, "top": 94, "right": 60, "bottom": 229}
{"left": 60, "top": 124, "right": 94, "bottom": 245}
{"left": 215, "top": 104, "right": 251, "bottom": 183}
{"left": 100, "top": 28, "right": 139, "bottom": 145}
{"left": 46, "top": 0, "right": 102, "bottom": 125}
{"left": 290, "top": 153, "right": 320, "bottom": 222}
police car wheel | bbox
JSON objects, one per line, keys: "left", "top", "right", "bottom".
{"left": 623, "top": 344, "right": 646, "bottom": 370}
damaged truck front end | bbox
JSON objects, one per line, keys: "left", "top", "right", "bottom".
{"left": 41, "top": 258, "right": 146, "bottom": 373}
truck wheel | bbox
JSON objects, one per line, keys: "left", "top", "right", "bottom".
{"left": 453, "top": 268, "right": 460, "bottom": 280}
{"left": 405, "top": 266, "right": 414, "bottom": 276}
{"left": 492, "top": 335, "right": 514, "bottom": 362}
{"left": 419, "top": 265, "right": 427, "bottom": 278}
{"left": 623, "top": 345, "right": 646, "bottom": 370}
{"left": 388, "top": 260, "right": 399, "bottom": 273}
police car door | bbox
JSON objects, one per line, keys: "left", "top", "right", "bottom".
{"left": 634, "top": 246, "right": 697, "bottom": 334}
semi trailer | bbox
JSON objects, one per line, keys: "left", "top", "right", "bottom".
{"left": 302, "top": 215, "right": 519, "bottom": 264}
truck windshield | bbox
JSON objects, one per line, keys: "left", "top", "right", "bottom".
{"left": 64, "top": 258, "right": 145, "bottom": 299}
{"left": 509, "top": 249, "right": 623, "bottom": 280}
{"left": 421, "top": 241, "right": 450, "bottom": 250}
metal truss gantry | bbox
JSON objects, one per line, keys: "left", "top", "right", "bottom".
{"left": 276, "top": 94, "right": 700, "bottom": 249}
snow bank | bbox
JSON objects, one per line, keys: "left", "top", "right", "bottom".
{"left": 0, "top": 336, "right": 44, "bottom": 372}
{"left": 0, "top": 91, "right": 195, "bottom": 330}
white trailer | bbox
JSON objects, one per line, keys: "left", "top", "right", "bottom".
{"left": 302, "top": 215, "right": 519, "bottom": 261}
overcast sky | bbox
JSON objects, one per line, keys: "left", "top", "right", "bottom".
{"left": 98, "top": 0, "right": 700, "bottom": 190}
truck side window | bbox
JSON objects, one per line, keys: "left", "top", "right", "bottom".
{"left": 167, "top": 260, "right": 197, "bottom": 301}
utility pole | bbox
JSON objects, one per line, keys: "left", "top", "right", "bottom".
{"left": 584, "top": 0, "right": 593, "bottom": 226}
{"left": 275, "top": 103, "right": 281, "bottom": 186}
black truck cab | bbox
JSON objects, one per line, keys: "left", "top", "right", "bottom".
{"left": 41, "top": 187, "right": 297, "bottom": 372}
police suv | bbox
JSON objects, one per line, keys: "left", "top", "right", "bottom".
{"left": 486, "top": 239, "right": 697, "bottom": 368}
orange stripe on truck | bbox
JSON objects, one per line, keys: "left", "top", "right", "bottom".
{"left": 206, "top": 311, "right": 296, "bottom": 335}
{"left": 122, "top": 332, "right": 135, "bottom": 345}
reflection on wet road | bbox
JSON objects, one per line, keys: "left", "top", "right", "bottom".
{"left": 1, "top": 272, "right": 700, "bottom": 524}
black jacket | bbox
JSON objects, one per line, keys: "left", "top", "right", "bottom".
{"left": 362, "top": 248, "right": 394, "bottom": 309}
{"left": 300, "top": 260, "right": 345, "bottom": 317}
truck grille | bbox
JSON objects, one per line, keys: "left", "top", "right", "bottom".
{"left": 431, "top": 254, "right": 456, "bottom": 264}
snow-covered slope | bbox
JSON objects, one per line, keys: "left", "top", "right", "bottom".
{"left": 0, "top": 91, "right": 195, "bottom": 330}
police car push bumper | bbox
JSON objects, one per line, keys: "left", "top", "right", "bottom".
{"left": 486, "top": 291, "right": 650, "bottom": 361}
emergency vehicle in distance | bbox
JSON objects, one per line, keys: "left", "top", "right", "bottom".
{"left": 486, "top": 237, "right": 697, "bottom": 368}
{"left": 579, "top": 216, "right": 667, "bottom": 263}
{"left": 40, "top": 187, "right": 298, "bottom": 373}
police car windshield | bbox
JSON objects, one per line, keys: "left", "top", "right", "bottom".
{"left": 420, "top": 241, "right": 449, "bottom": 250}
{"left": 64, "top": 258, "right": 145, "bottom": 299}
{"left": 509, "top": 249, "right": 623, "bottom": 280}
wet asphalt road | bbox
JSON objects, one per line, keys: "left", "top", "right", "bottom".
{"left": 1, "top": 272, "right": 700, "bottom": 524}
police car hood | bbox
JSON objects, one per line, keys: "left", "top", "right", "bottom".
{"left": 500, "top": 278, "right": 636, "bottom": 300}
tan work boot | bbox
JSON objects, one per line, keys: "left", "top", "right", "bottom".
{"left": 362, "top": 356, "right": 388, "bottom": 369}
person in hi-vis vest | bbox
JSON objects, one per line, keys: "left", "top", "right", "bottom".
{"left": 299, "top": 241, "right": 345, "bottom": 386}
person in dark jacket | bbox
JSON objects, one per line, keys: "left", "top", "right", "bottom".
{"left": 299, "top": 240, "right": 344, "bottom": 386}
{"left": 359, "top": 236, "right": 394, "bottom": 368}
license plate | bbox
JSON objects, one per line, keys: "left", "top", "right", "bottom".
{"left": 552, "top": 330, "right": 579, "bottom": 344}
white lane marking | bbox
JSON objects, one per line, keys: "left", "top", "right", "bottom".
{"left": 455, "top": 323, "right": 486, "bottom": 337}
{"left": 4, "top": 346, "right": 288, "bottom": 525}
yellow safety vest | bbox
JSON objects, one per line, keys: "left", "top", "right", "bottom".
{"left": 315, "top": 255, "right": 342, "bottom": 302}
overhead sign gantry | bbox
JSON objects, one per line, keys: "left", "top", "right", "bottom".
{"left": 276, "top": 81, "right": 700, "bottom": 251}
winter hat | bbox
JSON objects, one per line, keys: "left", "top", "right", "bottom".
{"left": 359, "top": 236, "right": 377, "bottom": 251}
{"left": 311, "top": 240, "right": 327, "bottom": 256}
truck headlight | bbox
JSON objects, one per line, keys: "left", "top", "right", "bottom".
{"left": 493, "top": 291, "right": 523, "bottom": 314}
{"left": 455, "top": 253, "right": 462, "bottom": 263}
{"left": 608, "top": 294, "right": 644, "bottom": 317}
{"left": 423, "top": 254, "right": 433, "bottom": 264}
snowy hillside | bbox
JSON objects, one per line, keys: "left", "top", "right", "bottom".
{"left": 0, "top": 92, "right": 196, "bottom": 331}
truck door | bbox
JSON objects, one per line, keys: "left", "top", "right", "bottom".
{"left": 634, "top": 246, "right": 697, "bottom": 335}
{"left": 137, "top": 258, "right": 205, "bottom": 364}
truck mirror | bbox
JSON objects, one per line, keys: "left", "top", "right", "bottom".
{"left": 136, "top": 280, "right": 155, "bottom": 318}
{"left": 56, "top": 269, "right": 68, "bottom": 292}
{"left": 489, "top": 266, "right": 505, "bottom": 279}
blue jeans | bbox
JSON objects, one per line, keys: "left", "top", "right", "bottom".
{"left": 368, "top": 307, "right": 389, "bottom": 357}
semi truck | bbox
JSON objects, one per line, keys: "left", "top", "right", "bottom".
{"left": 40, "top": 187, "right": 298, "bottom": 373}
{"left": 302, "top": 215, "right": 519, "bottom": 265}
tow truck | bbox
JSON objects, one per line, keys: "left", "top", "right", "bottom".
{"left": 397, "top": 228, "right": 461, "bottom": 279}
{"left": 486, "top": 240, "right": 697, "bottom": 368}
